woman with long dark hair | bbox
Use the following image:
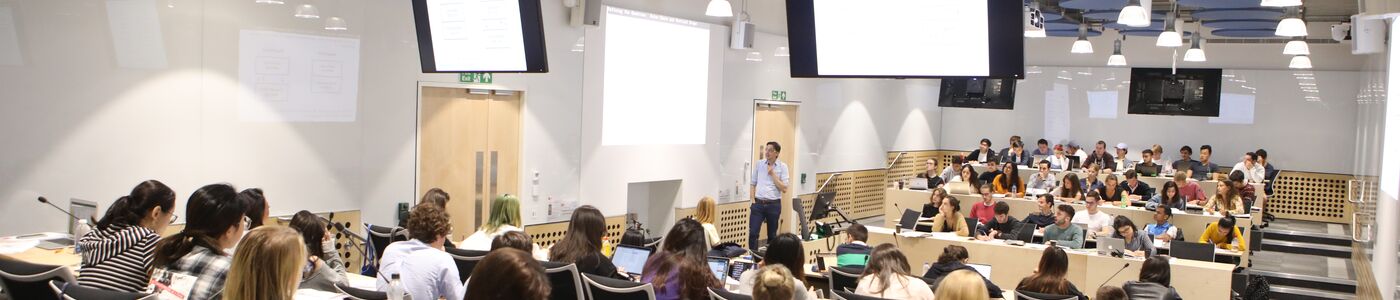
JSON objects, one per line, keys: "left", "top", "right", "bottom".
{"left": 1015, "top": 246, "right": 1086, "bottom": 299}
{"left": 236, "top": 188, "right": 268, "bottom": 229}
{"left": 548, "top": 205, "right": 626, "bottom": 278}
{"left": 738, "top": 233, "right": 816, "bottom": 299}
{"left": 958, "top": 164, "right": 981, "bottom": 194}
{"left": 1121, "top": 255, "right": 1182, "bottom": 299}
{"left": 993, "top": 162, "right": 1026, "bottom": 198}
{"left": 1053, "top": 173, "right": 1084, "bottom": 201}
{"left": 288, "top": 210, "right": 347, "bottom": 292}
{"left": 152, "top": 183, "right": 249, "bottom": 300}
{"left": 854, "top": 244, "right": 934, "bottom": 300}
{"left": 1149, "top": 181, "right": 1187, "bottom": 211}
{"left": 77, "top": 180, "right": 177, "bottom": 293}
{"left": 641, "top": 218, "right": 720, "bottom": 300}
{"left": 1200, "top": 215, "right": 1247, "bottom": 251}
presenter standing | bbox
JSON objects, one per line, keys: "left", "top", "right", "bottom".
{"left": 750, "top": 141, "right": 789, "bottom": 250}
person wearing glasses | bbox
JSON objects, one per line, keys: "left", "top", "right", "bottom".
{"left": 77, "top": 180, "right": 179, "bottom": 293}
{"left": 152, "top": 183, "right": 250, "bottom": 300}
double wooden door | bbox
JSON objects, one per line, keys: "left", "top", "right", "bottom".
{"left": 418, "top": 86, "right": 521, "bottom": 238}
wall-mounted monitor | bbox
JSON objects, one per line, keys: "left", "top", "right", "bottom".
{"left": 938, "top": 77, "right": 1017, "bottom": 110}
{"left": 1127, "top": 68, "right": 1222, "bottom": 117}
{"left": 785, "top": 0, "right": 1024, "bottom": 78}
{"left": 411, "top": 0, "right": 549, "bottom": 73}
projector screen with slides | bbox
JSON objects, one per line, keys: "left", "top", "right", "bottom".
{"left": 600, "top": 7, "right": 711, "bottom": 146}
{"left": 411, "top": 0, "right": 549, "bottom": 73}
{"left": 785, "top": 0, "right": 1024, "bottom": 78}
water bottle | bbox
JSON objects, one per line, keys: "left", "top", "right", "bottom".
{"left": 387, "top": 273, "right": 405, "bottom": 300}
{"left": 73, "top": 219, "right": 91, "bottom": 252}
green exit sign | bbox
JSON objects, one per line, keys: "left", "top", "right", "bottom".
{"left": 770, "top": 90, "right": 787, "bottom": 101}
{"left": 459, "top": 73, "right": 494, "bottom": 84}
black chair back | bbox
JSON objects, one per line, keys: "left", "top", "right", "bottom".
{"left": 540, "top": 261, "right": 586, "bottom": 300}
{"left": 581, "top": 273, "right": 655, "bottom": 300}
{"left": 47, "top": 281, "right": 154, "bottom": 300}
{"left": 1013, "top": 290, "right": 1079, "bottom": 300}
{"left": 833, "top": 290, "right": 894, "bottom": 300}
{"left": 364, "top": 223, "right": 408, "bottom": 268}
{"left": 828, "top": 265, "right": 864, "bottom": 297}
{"left": 1169, "top": 241, "right": 1216, "bottom": 262}
{"left": 0, "top": 257, "right": 75, "bottom": 300}
{"left": 707, "top": 287, "right": 752, "bottom": 300}
{"left": 335, "top": 282, "right": 388, "bottom": 300}
{"left": 444, "top": 247, "right": 490, "bottom": 284}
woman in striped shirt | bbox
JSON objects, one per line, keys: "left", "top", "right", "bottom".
{"left": 77, "top": 180, "right": 177, "bottom": 293}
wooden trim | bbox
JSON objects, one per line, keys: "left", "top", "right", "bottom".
{"left": 523, "top": 215, "right": 628, "bottom": 250}
{"left": 1353, "top": 243, "right": 1382, "bottom": 299}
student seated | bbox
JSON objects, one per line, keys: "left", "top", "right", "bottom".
{"left": 836, "top": 224, "right": 872, "bottom": 268}
{"left": 956, "top": 164, "right": 982, "bottom": 193}
{"left": 1144, "top": 206, "right": 1181, "bottom": 242}
{"left": 855, "top": 244, "right": 935, "bottom": 300}
{"left": 1015, "top": 246, "right": 1087, "bottom": 299}
{"left": 935, "top": 270, "right": 990, "bottom": 300}
{"left": 548, "top": 205, "right": 628, "bottom": 279}
{"left": 1113, "top": 143, "right": 1135, "bottom": 173}
{"left": 377, "top": 205, "right": 465, "bottom": 300}
{"left": 1099, "top": 175, "right": 1127, "bottom": 205}
{"left": 976, "top": 201, "right": 1020, "bottom": 241}
{"left": 939, "top": 156, "right": 964, "bottom": 184}
{"left": 929, "top": 197, "right": 971, "bottom": 237}
{"left": 1048, "top": 145, "right": 1072, "bottom": 171}
{"left": 1024, "top": 194, "right": 1057, "bottom": 229}
{"left": 465, "top": 248, "right": 551, "bottom": 300}
{"left": 1110, "top": 216, "right": 1156, "bottom": 257}
{"left": 1121, "top": 255, "right": 1183, "bottom": 300}
{"left": 152, "top": 183, "right": 249, "bottom": 300}
{"left": 992, "top": 162, "right": 1026, "bottom": 198}
{"left": 1205, "top": 181, "right": 1245, "bottom": 215}
{"left": 1082, "top": 164, "right": 1107, "bottom": 192}
{"left": 922, "top": 245, "right": 1002, "bottom": 299}
{"left": 1042, "top": 205, "right": 1085, "bottom": 249}
{"left": 738, "top": 234, "right": 817, "bottom": 299}
{"left": 969, "top": 185, "right": 999, "bottom": 224}
{"left": 1002, "top": 140, "right": 1033, "bottom": 167}
{"left": 696, "top": 196, "right": 721, "bottom": 248}
{"left": 1173, "top": 145, "right": 1203, "bottom": 180}
{"left": 1135, "top": 150, "right": 1163, "bottom": 177}
{"left": 1073, "top": 192, "right": 1115, "bottom": 239}
{"left": 1194, "top": 145, "right": 1221, "bottom": 181}
{"left": 1200, "top": 216, "right": 1248, "bottom": 251}
{"left": 751, "top": 265, "right": 796, "bottom": 300}
{"left": 916, "top": 159, "right": 945, "bottom": 189}
{"left": 77, "top": 180, "right": 177, "bottom": 293}
{"left": 1172, "top": 172, "right": 1208, "bottom": 205}
{"left": 978, "top": 161, "right": 1003, "bottom": 184}
{"left": 237, "top": 188, "right": 269, "bottom": 230}
{"left": 642, "top": 219, "right": 720, "bottom": 300}
{"left": 1120, "top": 172, "right": 1153, "bottom": 203}
{"left": 1027, "top": 160, "right": 1058, "bottom": 191}
{"left": 1148, "top": 181, "right": 1188, "bottom": 211}
{"left": 288, "top": 211, "right": 348, "bottom": 292}
{"left": 408, "top": 188, "right": 457, "bottom": 248}
{"left": 223, "top": 226, "right": 306, "bottom": 300}
{"left": 1097, "top": 286, "right": 1128, "bottom": 300}
{"left": 1052, "top": 173, "right": 1084, "bottom": 202}
{"left": 462, "top": 194, "right": 525, "bottom": 251}
{"left": 491, "top": 231, "right": 535, "bottom": 253}
{"left": 917, "top": 189, "right": 947, "bottom": 232}
{"left": 1230, "top": 170, "right": 1259, "bottom": 210}
{"left": 966, "top": 138, "right": 997, "bottom": 164}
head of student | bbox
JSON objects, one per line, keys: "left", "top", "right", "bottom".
{"left": 937, "top": 269, "right": 990, "bottom": 300}
{"left": 752, "top": 265, "right": 795, "bottom": 300}
{"left": 1011, "top": 140, "right": 1025, "bottom": 154}
{"left": 929, "top": 188, "right": 947, "bottom": 207}
{"left": 937, "top": 245, "right": 970, "bottom": 265}
{"left": 1037, "top": 194, "right": 1055, "bottom": 212}
{"left": 419, "top": 188, "right": 450, "bottom": 208}
{"left": 764, "top": 233, "right": 807, "bottom": 285}
{"left": 1255, "top": 149, "right": 1269, "bottom": 165}
{"left": 925, "top": 159, "right": 937, "bottom": 173}
{"left": 1037, "top": 139, "right": 1049, "bottom": 151}
{"left": 237, "top": 188, "right": 268, "bottom": 229}
{"left": 960, "top": 164, "right": 979, "bottom": 182}
{"left": 696, "top": 196, "right": 717, "bottom": 224}
{"left": 484, "top": 194, "right": 522, "bottom": 233}
{"left": 1125, "top": 171, "right": 1139, "bottom": 185}
{"left": 1087, "top": 164, "right": 1102, "bottom": 181}
{"left": 1115, "top": 143, "right": 1129, "bottom": 158}
{"left": 549, "top": 205, "right": 607, "bottom": 263}
{"left": 466, "top": 248, "right": 551, "bottom": 300}
{"left": 846, "top": 223, "right": 868, "bottom": 244}
{"left": 979, "top": 138, "right": 992, "bottom": 151}
{"left": 765, "top": 141, "right": 782, "bottom": 160}
{"left": 96, "top": 179, "right": 177, "bottom": 233}
{"left": 1037, "top": 160, "right": 1051, "bottom": 175}
{"left": 1097, "top": 286, "right": 1128, "bottom": 300}
{"left": 1200, "top": 145, "right": 1214, "bottom": 162}
{"left": 1001, "top": 162, "right": 1021, "bottom": 186}
{"left": 154, "top": 183, "right": 248, "bottom": 266}
{"left": 861, "top": 243, "right": 914, "bottom": 294}
{"left": 1021, "top": 246, "right": 1072, "bottom": 294}
{"left": 1112, "top": 215, "right": 1138, "bottom": 239}
{"left": 942, "top": 197, "right": 962, "bottom": 216}
{"left": 994, "top": 201, "right": 1011, "bottom": 223}
{"left": 1094, "top": 140, "right": 1108, "bottom": 155}
{"left": 1084, "top": 191, "right": 1102, "bottom": 210}
{"left": 979, "top": 184, "right": 994, "bottom": 203}
{"left": 1217, "top": 216, "right": 1239, "bottom": 241}
{"left": 1179, "top": 146, "right": 1194, "bottom": 160}
{"left": 1153, "top": 205, "right": 1173, "bottom": 225}
{"left": 1059, "top": 173, "right": 1081, "bottom": 196}
{"left": 1172, "top": 172, "right": 1189, "bottom": 185}
{"left": 1054, "top": 204, "right": 1075, "bottom": 226}
{"left": 408, "top": 203, "right": 452, "bottom": 246}
{"left": 288, "top": 210, "right": 330, "bottom": 257}
{"left": 491, "top": 231, "right": 535, "bottom": 253}
{"left": 1140, "top": 149, "right": 1155, "bottom": 165}
{"left": 1160, "top": 180, "right": 1180, "bottom": 204}
{"left": 1243, "top": 152, "right": 1258, "bottom": 167}
{"left": 645, "top": 218, "right": 717, "bottom": 299}
{"left": 224, "top": 225, "right": 306, "bottom": 300}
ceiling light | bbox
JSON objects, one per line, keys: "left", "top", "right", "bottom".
{"left": 1157, "top": 2, "right": 1182, "bottom": 47}
{"left": 1117, "top": 0, "right": 1150, "bottom": 28}
{"left": 746, "top": 51, "right": 762, "bottom": 62}
{"left": 255, "top": 0, "right": 284, "bottom": 4}
{"left": 1108, "top": 39, "right": 1127, "bottom": 66}
{"left": 1283, "top": 39, "right": 1310, "bottom": 55}
{"left": 1260, "top": 0, "right": 1302, "bottom": 7}
{"left": 774, "top": 46, "right": 790, "bottom": 57}
{"left": 1276, "top": 7, "right": 1307, "bottom": 37}
{"left": 324, "top": 17, "right": 347, "bottom": 30}
{"left": 294, "top": 4, "right": 320, "bottom": 19}
{"left": 1184, "top": 34, "right": 1206, "bottom": 62}
{"left": 1289, "top": 55, "right": 1313, "bottom": 69}
{"left": 705, "top": 0, "right": 733, "bottom": 17}
{"left": 1071, "top": 23, "right": 1093, "bottom": 54}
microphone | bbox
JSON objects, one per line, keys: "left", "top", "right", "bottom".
{"left": 38, "top": 197, "right": 83, "bottom": 221}
{"left": 322, "top": 216, "right": 368, "bottom": 243}
{"left": 1098, "top": 262, "right": 1132, "bottom": 290}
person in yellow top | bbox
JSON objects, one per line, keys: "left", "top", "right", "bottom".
{"left": 930, "top": 197, "right": 971, "bottom": 237}
{"left": 1204, "top": 182, "right": 1245, "bottom": 215}
{"left": 992, "top": 163, "right": 1026, "bottom": 198}
{"left": 1199, "top": 216, "right": 1247, "bottom": 251}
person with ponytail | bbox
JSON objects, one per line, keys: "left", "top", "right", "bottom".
{"left": 76, "top": 180, "right": 177, "bottom": 293}
{"left": 236, "top": 188, "right": 269, "bottom": 229}
{"left": 152, "top": 183, "right": 249, "bottom": 300}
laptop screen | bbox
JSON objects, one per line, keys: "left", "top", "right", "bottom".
{"left": 728, "top": 260, "right": 755, "bottom": 280}
{"left": 899, "top": 209, "right": 921, "bottom": 230}
{"left": 707, "top": 257, "right": 730, "bottom": 281}
{"left": 967, "top": 263, "right": 992, "bottom": 279}
{"left": 611, "top": 245, "right": 652, "bottom": 275}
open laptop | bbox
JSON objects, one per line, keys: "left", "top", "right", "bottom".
{"left": 728, "top": 259, "right": 755, "bottom": 280}
{"left": 1170, "top": 241, "right": 1216, "bottom": 262}
{"left": 706, "top": 256, "right": 730, "bottom": 281}
{"left": 898, "top": 209, "right": 921, "bottom": 231}
{"left": 1097, "top": 237, "right": 1127, "bottom": 256}
{"left": 1067, "top": 156, "right": 1082, "bottom": 170}
{"left": 909, "top": 177, "right": 929, "bottom": 190}
{"left": 1013, "top": 223, "right": 1037, "bottom": 243}
{"left": 945, "top": 181, "right": 972, "bottom": 195}
{"left": 967, "top": 263, "right": 992, "bottom": 279}
{"left": 611, "top": 244, "right": 654, "bottom": 276}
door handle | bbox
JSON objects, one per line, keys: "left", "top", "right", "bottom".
{"left": 1352, "top": 212, "right": 1373, "bottom": 243}
{"left": 476, "top": 151, "right": 485, "bottom": 230}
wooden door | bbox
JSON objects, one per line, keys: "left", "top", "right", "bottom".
{"left": 753, "top": 103, "right": 798, "bottom": 245}
{"left": 418, "top": 86, "right": 521, "bottom": 239}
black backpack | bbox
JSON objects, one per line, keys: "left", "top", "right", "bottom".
{"left": 1238, "top": 274, "right": 1271, "bottom": 300}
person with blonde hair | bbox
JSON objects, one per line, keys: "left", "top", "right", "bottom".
{"left": 751, "top": 265, "right": 795, "bottom": 300}
{"left": 696, "top": 196, "right": 720, "bottom": 248}
{"left": 935, "top": 269, "right": 990, "bottom": 300}
{"left": 461, "top": 194, "right": 524, "bottom": 251}
{"left": 223, "top": 226, "right": 306, "bottom": 300}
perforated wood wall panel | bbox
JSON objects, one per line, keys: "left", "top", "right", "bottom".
{"left": 524, "top": 215, "right": 627, "bottom": 249}
{"left": 676, "top": 201, "right": 753, "bottom": 248}
{"left": 264, "top": 210, "right": 364, "bottom": 273}
{"left": 1271, "top": 171, "right": 1356, "bottom": 223}
{"left": 886, "top": 150, "right": 943, "bottom": 187}
{"left": 849, "top": 170, "right": 887, "bottom": 218}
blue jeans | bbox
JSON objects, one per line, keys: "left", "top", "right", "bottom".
{"left": 748, "top": 200, "right": 781, "bottom": 249}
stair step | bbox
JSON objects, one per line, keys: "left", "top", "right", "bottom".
{"left": 1260, "top": 228, "right": 1352, "bottom": 247}
{"left": 1262, "top": 240, "right": 1353, "bottom": 258}
{"left": 1251, "top": 270, "right": 1357, "bottom": 294}
{"left": 1268, "top": 285, "right": 1357, "bottom": 300}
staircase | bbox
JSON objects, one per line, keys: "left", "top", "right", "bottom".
{"left": 1248, "top": 219, "right": 1358, "bottom": 299}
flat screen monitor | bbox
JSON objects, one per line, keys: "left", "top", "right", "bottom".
{"left": 811, "top": 191, "right": 838, "bottom": 219}
{"left": 611, "top": 244, "right": 653, "bottom": 276}
{"left": 1128, "top": 68, "right": 1222, "bottom": 116}
{"left": 785, "top": 0, "right": 1024, "bottom": 78}
{"left": 938, "top": 77, "right": 1017, "bottom": 109}
{"left": 898, "top": 209, "right": 921, "bottom": 230}
{"left": 411, "top": 0, "right": 549, "bottom": 73}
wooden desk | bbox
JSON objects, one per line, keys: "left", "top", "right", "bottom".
{"left": 6, "top": 246, "right": 81, "bottom": 268}
{"left": 866, "top": 229, "right": 1234, "bottom": 299}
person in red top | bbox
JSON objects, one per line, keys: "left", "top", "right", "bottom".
{"left": 1173, "top": 173, "right": 1208, "bottom": 205}
{"left": 969, "top": 184, "right": 999, "bottom": 224}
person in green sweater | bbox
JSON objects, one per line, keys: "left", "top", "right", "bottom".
{"left": 1043, "top": 204, "right": 1085, "bottom": 249}
{"left": 835, "top": 223, "right": 872, "bottom": 267}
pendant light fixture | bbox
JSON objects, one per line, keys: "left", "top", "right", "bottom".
{"left": 1117, "top": 0, "right": 1150, "bottom": 28}
{"left": 705, "top": 0, "right": 733, "bottom": 17}
{"left": 1275, "top": 7, "right": 1308, "bottom": 37}
{"left": 1283, "top": 39, "right": 1310, "bottom": 55}
{"left": 1071, "top": 22, "right": 1093, "bottom": 54}
{"left": 294, "top": 4, "right": 320, "bottom": 19}
{"left": 1156, "top": 1, "right": 1182, "bottom": 47}
{"left": 1289, "top": 55, "right": 1313, "bottom": 69}
{"left": 1183, "top": 31, "right": 1206, "bottom": 62}
{"left": 1108, "top": 38, "right": 1127, "bottom": 66}
{"left": 324, "top": 17, "right": 347, "bottom": 30}
{"left": 774, "top": 46, "right": 790, "bottom": 57}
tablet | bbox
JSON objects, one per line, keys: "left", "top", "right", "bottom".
{"left": 707, "top": 256, "right": 730, "bottom": 281}
{"left": 610, "top": 244, "right": 653, "bottom": 276}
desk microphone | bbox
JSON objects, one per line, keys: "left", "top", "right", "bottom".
{"left": 1098, "top": 262, "right": 1132, "bottom": 290}
{"left": 38, "top": 196, "right": 83, "bottom": 221}
{"left": 322, "top": 217, "right": 368, "bottom": 258}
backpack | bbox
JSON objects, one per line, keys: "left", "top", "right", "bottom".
{"left": 1239, "top": 274, "right": 1271, "bottom": 300}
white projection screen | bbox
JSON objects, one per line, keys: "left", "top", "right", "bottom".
{"left": 600, "top": 7, "right": 711, "bottom": 146}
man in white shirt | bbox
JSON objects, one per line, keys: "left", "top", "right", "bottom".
{"left": 1231, "top": 152, "right": 1266, "bottom": 184}
{"left": 378, "top": 205, "right": 465, "bottom": 300}
{"left": 750, "top": 141, "right": 790, "bottom": 249}
{"left": 1072, "top": 192, "right": 1115, "bottom": 238}
{"left": 1152, "top": 144, "right": 1175, "bottom": 174}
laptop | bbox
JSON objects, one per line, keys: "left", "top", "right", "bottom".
{"left": 1013, "top": 223, "right": 1037, "bottom": 243}
{"left": 728, "top": 259, "right": 756, "bottom": 280}
{"left": 967, "top": 263, "right": 992, "bottom": 279}
{"left": 1067, "top": 156, "right": 1082, "bottom": 170}
{"left": 1170, "top": 241, "right": 1216, "bottom": 262}
{"left": 706, "top": 256, "right": 730, "bottom": 281}
{"left": 611, "top": 244, "right": 654, "bottom": 276}
{"left": 909, "top": 177, "right": 929, "bottom": 190}
{"left": 69, "top": 198, "right": 97, "bottom": 235}
{"left": 1097, "top": 237, "right": 1127, "bottom": 256}
{"left": 945, "top": 181, "right": 972, "bottom": 195}
{"left": 898, "top": 209, "right": 921, "bottom": 231}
